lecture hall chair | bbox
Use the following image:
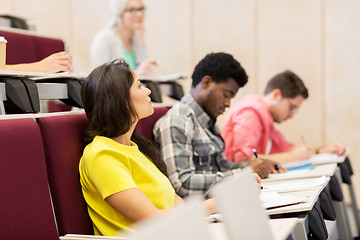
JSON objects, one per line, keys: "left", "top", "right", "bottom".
{"left": 136, "top": 106, "right": 171, "bottom": 141}
{"left": 37, "top": 113, "right": 94, "bottom": 236}
{"left": 0, "top": 118, "right": 59, "bottom": 240}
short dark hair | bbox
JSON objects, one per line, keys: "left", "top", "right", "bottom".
{"left": 264, "top": 70, "right": 309, "bottom": 99}
{"left": 191, "top": 52, "right": 248, "bottom": 88}
{"left": 81, "top": 59, "right": 167, "bottom": 175}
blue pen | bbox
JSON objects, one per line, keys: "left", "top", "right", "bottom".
{"left": 252, "top": 148, "right": 258, "bottom": 158}
{"left": 274, "top": 164, "right": 279, "bottom": 171}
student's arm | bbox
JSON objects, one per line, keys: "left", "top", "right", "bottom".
{"left": 245, "top": 157, "right": 285, "bottom": 177}
{"left": 105, "top": 188, "right": 165, "bottom": 222}
{"left": 317, "top": 142, "right": 346, "bottom": 155}
{"left": 5, "top": 52, "right": 72, "bottom": 73}
{"left": 175, "top": 194, "right": 184, "bottom": 205}
{"left": 107, "top": 189, "right": 218, "bottom": 222}
{"left": 260, "top": 142, "right": 345, "bottom": 163}
{"left": 258, "top": 144, "right": 313, "bottom": 163}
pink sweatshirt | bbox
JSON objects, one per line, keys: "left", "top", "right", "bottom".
{"left": 221, "top": 94, "right": 292, "bottom": 162}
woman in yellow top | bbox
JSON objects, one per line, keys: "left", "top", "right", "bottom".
{"left": 79, "top": 59, "right": 215, "bottom": 236}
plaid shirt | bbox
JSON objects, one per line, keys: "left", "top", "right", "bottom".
{"left": 154, "top": 93, "right": 245, "bottom": 197}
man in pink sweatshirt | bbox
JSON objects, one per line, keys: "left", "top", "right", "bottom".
{"left": 221, "top": 70, "right": 345, "bottom": 163}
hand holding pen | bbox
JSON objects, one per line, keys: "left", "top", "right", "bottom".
{"left": 251, "top": 148, "right": 286, "bottom": 175}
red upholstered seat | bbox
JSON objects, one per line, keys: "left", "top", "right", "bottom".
{"left": 0, "top": 29, "right": 64, "bottom": 64}
{"left": 37, "top": 113, "right": 94, "bottom": 236}
{"left": 0, "top": 29, "right": 38, "bottom": 64}
{"left": 32, "top": 35, "right": 64, "bottom": 61}
{"left": 0, "top": 118, "right": 59, "bottom": 240}
{"left": 136, "top": 106, "right": 171, "bottom": 141}
{"left": 47, "top": 100, "right": 73, "bottom": 113}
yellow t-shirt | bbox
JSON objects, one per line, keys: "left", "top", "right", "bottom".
{"left": 79, "top": 136, "right": 175, "bottom": 236}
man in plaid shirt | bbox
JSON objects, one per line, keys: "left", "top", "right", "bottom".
{"left": 154, "top": 52, "right": 280, "bottom": 197}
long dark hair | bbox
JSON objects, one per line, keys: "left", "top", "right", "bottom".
{"left": 81, "top": 59, "right": 167, "bottom": 175}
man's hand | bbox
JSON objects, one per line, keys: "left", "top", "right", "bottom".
{"left": 318, "top": 142, "right": 346, "bottom": 156}
{"left": 289, "top": 145, "right": 313, "bottom": 160}
{"left": 246, "top": 157, "right": 285, "bottom": 178}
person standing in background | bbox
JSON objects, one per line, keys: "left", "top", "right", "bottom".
{"left": 90, "top": 0, "right": 156, "bottom": 76}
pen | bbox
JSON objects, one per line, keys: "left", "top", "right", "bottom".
{"left": 274, "top": 164, "right": 279, "bottom": 171}
{"left": 301, "top": 135, "right": 305, "bottom": 144}
{"left": 64, "top": 41, "right": 67, "bottom": 54}
{"left": 252, "top": 148, "right": 258, "bottom": 158}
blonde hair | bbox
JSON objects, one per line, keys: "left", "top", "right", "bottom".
{"left": 108, "top": 0, "right": 128, "bottom": 28}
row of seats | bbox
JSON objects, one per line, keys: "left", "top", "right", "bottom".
{"left": 0, "top": 27, "right": 75, "bottom": 113}
{"left": 0, "top": 107, "right": 170, "bottom": 240}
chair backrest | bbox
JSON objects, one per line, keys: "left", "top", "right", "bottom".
{"left": 0, "top": 28, "right": 64, "bottom": 64}
{"left": 0, "top": 118, "right": 59, "bottom": 240}
{"left": 32, "top": 34, "right": 64, "bottom": 61}
{"left": 37, "top": 113, "right": 94, "bottom": 236}
{"left": 0, "top": 29, "right": 38, "bottom": 64}
{"left": 136, "top": 106, "right": 171, "bottom": 141}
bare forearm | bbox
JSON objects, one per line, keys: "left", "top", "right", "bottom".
{"left": 258, "top": 152, "right": 295, "bottom": 163}
{"left": 5, "top": 63, "right": 41, "bottom": 73}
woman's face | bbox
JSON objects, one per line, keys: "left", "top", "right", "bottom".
{"left": 130, "top": 71, "right": 153, "bottom": 120}
{"left": 121, "top": 0, "right": 145, "bottom": 30}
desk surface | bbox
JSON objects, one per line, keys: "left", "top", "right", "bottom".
{"left": 266, "top": 187, "right": 322, "bottom": 215}
{"left": 263, "top": 176, "right": 329, "bottom": 215}
{"left": 0, "top": 70, "right": 83, "bottom": 114}
{"left": 209, "top": 218, "right": 298, "bottom": 240}
{"left": 264, "top": 163, "right": 337, "bottom": 182}
{"left": 0, "top": 70, "right": 87, "bottom": 79}
{"left": 282, "top": 154, "right": 346, "bottom": 169}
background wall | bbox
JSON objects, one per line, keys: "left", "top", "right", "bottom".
{"left": 1, "top": 0, "right": 360, "bottom": 202}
